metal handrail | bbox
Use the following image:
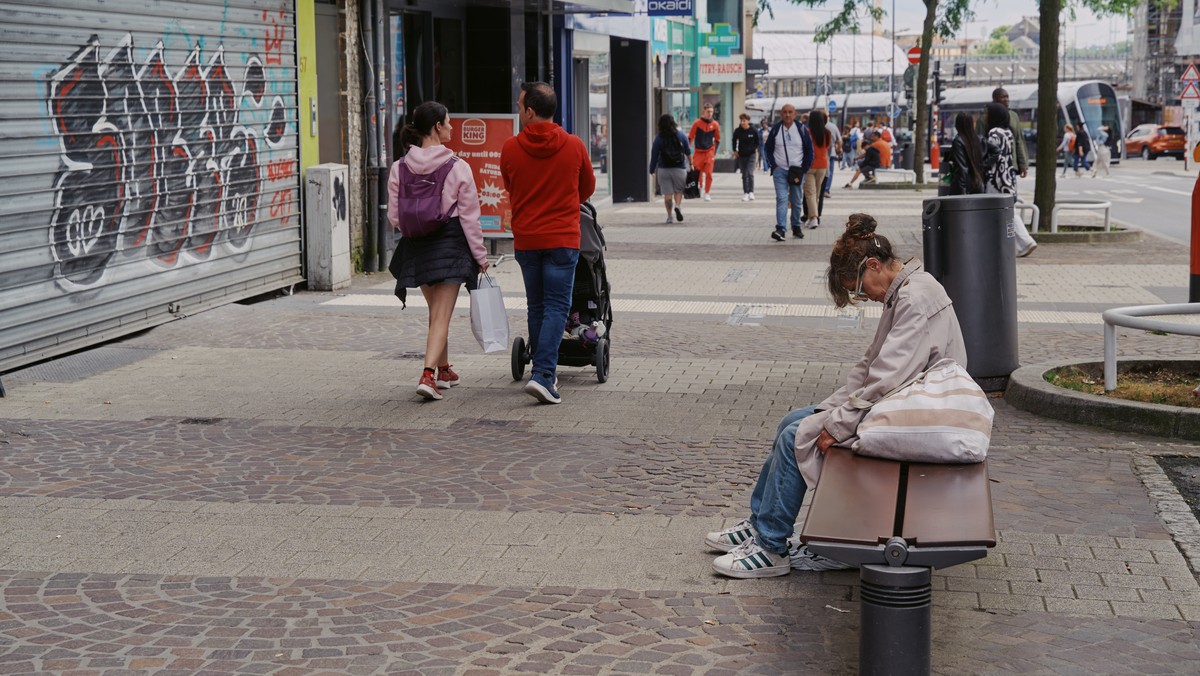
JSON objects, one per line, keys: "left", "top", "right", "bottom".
{"left": 1101, "top": 303, "right": 1200, "bottom": 391}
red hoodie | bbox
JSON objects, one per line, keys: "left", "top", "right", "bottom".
{"left": 500, "top": 121, "right": 596, "bottom": 251}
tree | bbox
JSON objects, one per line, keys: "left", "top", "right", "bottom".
{"left": 1032, "top": 0, "right": 1142, "bottom": 232}
{"left": 756, "top": 0, "right": 972, "bottom": 184}
{"left": 975, "top": 35, "right": 1018, "bottom": 56}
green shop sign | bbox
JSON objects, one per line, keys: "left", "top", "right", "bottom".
{"left": 703, "top": 23, "right": 740, "bottom": 57}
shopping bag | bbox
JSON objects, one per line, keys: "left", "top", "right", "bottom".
{"left": 470, "top": 273, "right": 509, "bottom": 353}
{"left": 850, "top": 359, "right": 994, "bottom": 464}
{"left": 683, "top": 169, "right": 701, "bottom": 199}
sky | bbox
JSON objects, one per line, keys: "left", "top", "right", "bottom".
{"left": 754, "top": 0, "right": 1132, "bottom": 49}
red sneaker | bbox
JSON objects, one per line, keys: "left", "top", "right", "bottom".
{"left": 417, "top": 371, "right": 443, "bottom": 400}
{"left": 436, "top": 365, "right": 460, "bottom": 389}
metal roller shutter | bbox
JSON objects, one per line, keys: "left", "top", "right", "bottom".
{"left": 0, "top": 0, "right": 303, "bottom": 373}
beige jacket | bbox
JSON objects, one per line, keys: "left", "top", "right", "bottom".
{"left": 794, "top": 260, "right": 968, "bottom": 488}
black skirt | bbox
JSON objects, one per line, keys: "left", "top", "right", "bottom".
{"left": 388, "top": 217, "right": 479, "bottom": 306}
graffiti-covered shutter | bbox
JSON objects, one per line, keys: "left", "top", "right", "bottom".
{"left": 0, "top": 0, "right": 303, "bottom": 373}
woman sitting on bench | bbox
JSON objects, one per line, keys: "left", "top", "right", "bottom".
{"left": 706, "top": 214, "right": 969, "bottom": 578}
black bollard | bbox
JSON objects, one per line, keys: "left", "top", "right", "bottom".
{"left": 859, "top": 564, "right": 932, "bottom": 676}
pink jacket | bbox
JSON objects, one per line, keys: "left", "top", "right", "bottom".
{"left": 387, "top": 145, "right": 487, "bottom": 266}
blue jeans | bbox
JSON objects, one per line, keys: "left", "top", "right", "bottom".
{"left": 748, "top": 406, "right": 817, "bottom": 555}
{"left": 772, "top": 167, "right": 804, "bottom": 231}
{"left": 824, "top": 161, "right": 834, "bottom": 192}
{"left": 515, "top": 247, "right": 579, "bottom": 387}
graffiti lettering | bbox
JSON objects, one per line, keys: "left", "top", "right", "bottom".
{"left": 46, "top": 34, "right": 282, "bottom": 289}
{"left": 266, "top": 158, "right": 297, "bottom": 181}
{"left": 269, "top": 188, "right": 295, "bottom": 226}
{"left": 263, "top": 9, "right": 288, "bottom": 66}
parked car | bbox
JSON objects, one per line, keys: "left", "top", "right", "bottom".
{"left": 1124, "top": 124, "right": 1186, "bottom": 160}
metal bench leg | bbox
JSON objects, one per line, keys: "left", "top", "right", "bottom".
{"left": 860, "top": 564, "right": 932, "bottom": 676}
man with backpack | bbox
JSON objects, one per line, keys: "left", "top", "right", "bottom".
{"left": 500, "top": 82, "right": 596, "bottom": 405}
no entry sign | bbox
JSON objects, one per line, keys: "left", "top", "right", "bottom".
{"left": 907, "top": 47, "right": 921, "bottom": 65}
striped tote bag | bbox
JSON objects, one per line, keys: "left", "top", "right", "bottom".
{"left": 850, "top": 359, "right": 994, "bottom": 464}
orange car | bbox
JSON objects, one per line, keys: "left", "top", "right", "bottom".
{"left": 1124, "top": 124, "right": 1186, "bottom": 160}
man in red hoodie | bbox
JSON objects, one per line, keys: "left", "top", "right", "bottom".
{"left": 500, "top": 81, "right": 596, "bottom": 404}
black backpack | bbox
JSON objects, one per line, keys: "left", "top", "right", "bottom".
{"left": 660, "top": 132, "right": 685, "bottom": 168}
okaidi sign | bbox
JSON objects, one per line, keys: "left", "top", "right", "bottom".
{"left": 648, "top": 0, "right": 693, "bottom": 17}
{"left": 699, "top": 55, "right": 745, "bottom": 83}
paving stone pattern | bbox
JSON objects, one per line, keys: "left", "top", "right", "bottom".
{"left": 1, "top": 174, "right": 1198, "bottom": 673}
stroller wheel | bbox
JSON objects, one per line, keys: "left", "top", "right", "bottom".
{"left": 595, "top": 337, "right": 610, "bottom": 383}
{"left": 511, "top": 337, "right": 527, "bottom": 381}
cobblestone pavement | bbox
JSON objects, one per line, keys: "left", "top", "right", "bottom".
{"left": 1, "top": 173, "right": 1198, "bottom": 674}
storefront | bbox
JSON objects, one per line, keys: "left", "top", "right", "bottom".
{"left": 0, "top": 0, "right": 307, "bottom": 374}
{"left": 697, "top": 0, "right": 744, "bottom": 167}
{"left": 652, "top": 16, "right": 697, "bottom": 128}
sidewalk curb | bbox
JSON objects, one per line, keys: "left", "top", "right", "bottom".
{"left": 1006, "top": 357, "right": 1200, "bottom": 440}
{"left": 1029, "top": 228, "right": 1142, "bottom": 244}
{"left": 1132, "top": 455, "right": 1200, "bottom": 576}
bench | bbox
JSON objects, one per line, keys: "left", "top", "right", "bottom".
{"left": 1041, "top": 199, "right": 1112, "bottom": 234}
{"left": 799, "top": 447, "right": 995, "bottom": 675}
{"left": 873, "top": 167, "right": 916, "bottom": 183}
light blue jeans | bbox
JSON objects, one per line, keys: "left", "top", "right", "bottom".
{"left": 515, "top": 247, "right": 579, "bottom": 389}
{"left": 748, "top": 405, "right": 817, "bottom": 554}
{"left": 771, "top": 167, "right": 804, "bottom": 232}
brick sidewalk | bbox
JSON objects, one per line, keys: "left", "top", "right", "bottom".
{"left": 1, "top": 172, "right": 1197, "bottom": 674}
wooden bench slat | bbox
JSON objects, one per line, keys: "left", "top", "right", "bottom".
{"left": 902, "top": 461, "right": 996, "bottom": 547}
{"left": 800, "top": 447, "right": 900, "bottom": 546}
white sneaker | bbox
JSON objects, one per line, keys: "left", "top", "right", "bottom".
{"left": 703, "top": 193, "right": 712, "bottom": 201}
{"left": 664, "top": 215, "right": 674, "bottom": 223}
{"left": 741, "top": 194, "right": 750, "bottom": 202}
{"left": 748, "top": 192, "right": 755, "bottom": 201}
{"left": 789, "top": 544, "right": 854, "bottom": 572}
{"left": 713, "top": 539, "right": 791, "bottom": 579}
{"left": 704, "top": 518, "right": 757, "bottom": 552}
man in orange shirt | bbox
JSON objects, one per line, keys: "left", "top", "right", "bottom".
{"left": 688, "top": 104, "right": 721, "bottom": 201}
{"left": 843, "top": 131, "right": 891, "bottom": 187}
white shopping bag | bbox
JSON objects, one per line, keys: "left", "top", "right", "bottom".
{"left": 470, "top": 273, "right": 509, "bottom": 353}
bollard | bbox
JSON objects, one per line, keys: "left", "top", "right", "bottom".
{"left": 859, "top": 564, "right": 932, "bottom": 676}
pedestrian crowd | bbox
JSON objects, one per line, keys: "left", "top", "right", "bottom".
{"left": 383, "top": 84, "right": 1017, "bottom": 585}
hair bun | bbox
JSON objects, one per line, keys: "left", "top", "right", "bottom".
{"left": 843, "top": 213, "right": 878, "bottom": 240}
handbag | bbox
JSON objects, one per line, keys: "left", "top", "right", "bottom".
{"left": 850, "top": 358, "right": 994, "bottom": 464}
{"left": 469, "top": 272, "right": 509, "bottom": 353}
{"left": 787, "top": 165, "right": 804, "bottom": 186}
{"left": 683, "top": 169, "right": 701, "bottom": 199}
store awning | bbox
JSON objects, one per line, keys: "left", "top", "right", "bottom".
{"left": 552, "top": 0, "right": 635, "bottom": 14}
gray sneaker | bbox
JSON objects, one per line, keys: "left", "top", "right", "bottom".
{"left": 789, "top": 544, "right": 854, "bottom": 571}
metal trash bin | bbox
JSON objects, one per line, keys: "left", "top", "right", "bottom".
{"left": 899, "top": 143, "right": 914, "bottom": 170}
{"left": 922, "top": 194, "right": 1018, "bottom": 389}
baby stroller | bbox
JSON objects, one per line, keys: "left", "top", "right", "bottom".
{"left": 511, "top": 201, "right": 613, "bottom": 383}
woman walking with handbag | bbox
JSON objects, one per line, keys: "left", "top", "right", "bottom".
{"left": 649, "top": 113, "right": 693, "bottom": 223}
{"left": 704, "top": 213, "right": 970, "bottom": 578}
{"left": 982, "top": 102, "right": 1038, "bottom": 257}
{"left": 388, "top": 101, "right": 489, "bottom": 401}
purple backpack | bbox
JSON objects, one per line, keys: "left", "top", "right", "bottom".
{"left": 393, "top": 157, "right": 458, "bottom": 237}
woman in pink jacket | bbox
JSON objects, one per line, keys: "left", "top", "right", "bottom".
{"left": 388, "top": 101, "right": 489, "bottom": 401}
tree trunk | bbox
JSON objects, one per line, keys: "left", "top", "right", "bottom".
{"left": 1034, "top": 0, "right": 1061, "bottom": 232}
{"left": 912, "top": 0, "right": 938, "bottom": 185}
